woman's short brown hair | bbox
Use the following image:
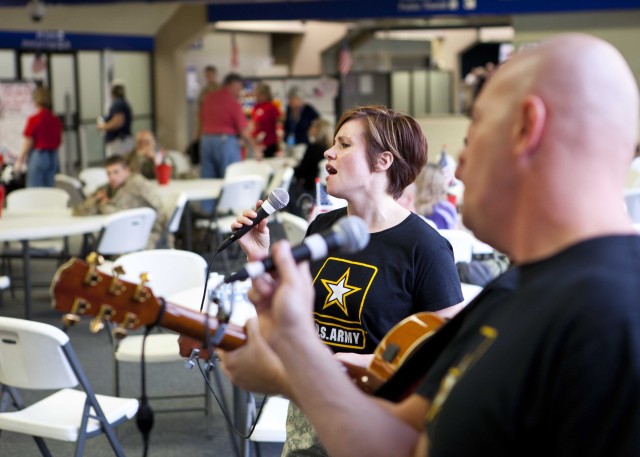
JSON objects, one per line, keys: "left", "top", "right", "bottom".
{"left": 334, "top": 105, "right": 428, "bottom": 199}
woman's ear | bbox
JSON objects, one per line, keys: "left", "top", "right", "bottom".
{"left": 375, "top": 150, "right": 394, "bottom": 172}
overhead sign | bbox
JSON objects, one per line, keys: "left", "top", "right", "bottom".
{"left": 207, "top": 0, "right": 640, "bottom": 21}
{"left": 0, "top": 31, "right": 153, "bottom": 51}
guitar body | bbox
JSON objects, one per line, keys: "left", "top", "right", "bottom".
{"left": 345, "top": 313, "right": 444, "bottom": 395}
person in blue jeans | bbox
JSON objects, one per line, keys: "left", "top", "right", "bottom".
{"left": 15, "top": 87, "right": 62, "bottom": 187}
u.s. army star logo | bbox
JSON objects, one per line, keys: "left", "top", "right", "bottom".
{"left": 312, "top": 257, "right": 378, "bottom": 350}
{"left": 321, "top": 268, "right": 362, "bottom": 316}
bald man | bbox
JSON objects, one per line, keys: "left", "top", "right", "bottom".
{"left": 227, "top": 33, "right": 640, "bottom": 457}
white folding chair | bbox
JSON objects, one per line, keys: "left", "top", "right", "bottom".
{"left": 166, "top": 150, "right": 193, "bottom": 178}
{"left": 2, "top": 188, "right": 71, "bottom": 292}
{"left": 108, "top": 249, "right": 208, "bottom": 398}
{"left": 107, "top": 250, "right": 232, "bottom": 438}
{"left": 0, "top": 316, "right": 138, "bottom": 457}
{"left": 78, "top": 167, "right": 108, "bottom": 196}
{"left": 248, "top": 396, "right": 289, "bottom": 452}
{"left": 276, "top": 212, "right": 309, "bottom": 245}
{"left": 265, "top": 165, "right": 294, "bottom": 199}
{"left": 195, "top": 175, "right": 266, "bottom": 270}
{"left": 437, "top": 229, "right": 475, "bottom": 263}
{"left": 55, "top": 174, "right": 86, "bottom": 207}
{"left": 158, "top": 191, "right": 188, "bottom": 249}
{"left": 94, "top": 207, "right": 157, "bottom": 256}
{"left": 224, "top": 159, "right": 273, "bottom": 185}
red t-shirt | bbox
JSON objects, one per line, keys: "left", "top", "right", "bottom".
{"left": 23, "top": 108, "right": 62, "bottom": 149}
{"left": 251, "top": 101, "right": 280, "bottom": 147}
{"left": 200, "top": 87, "right": 247, "bottom": 135}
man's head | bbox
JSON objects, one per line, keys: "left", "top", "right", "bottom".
{"left": 287, "top": 86, "right": 304, "bottom": 110}
{"left": 204, "top": 65, "right": 218, "bottom": 85}
{"left": 104, "top": 155, "right": 131, "bottom": 189}
{"left": 135, "top": 130, "right": 156, "bottom": 158}
{"left": 456, "top": 33, "right": 639, "bottom": 259}
{"left": 32, "top": 87, "right": 52, "bottom": 109}
{"left": 223, "top": 73, "right": 244, "bottom": 97}
{"left": 111, "top": 80, "right": 126, "bottom": 99}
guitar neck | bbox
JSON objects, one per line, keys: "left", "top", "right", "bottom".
{"left": 160, "top": 301, "right": 248, "bottom": 351}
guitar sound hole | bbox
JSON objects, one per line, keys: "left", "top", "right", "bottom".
{"left": 382, "top": 343, "right": 400, "bottom": 363}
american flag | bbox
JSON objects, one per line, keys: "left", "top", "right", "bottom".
{"left": 230, "top": 33, "right": 239, "bottom": 70}
{"left": 338, "top": 39, "right": 352, "bottom": 76}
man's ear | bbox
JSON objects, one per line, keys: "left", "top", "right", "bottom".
{"left": 375, "top": 150, "right": 394, "bottom": 172}
{"left": 514, "top": 94, "right": 546, "bottom": 159}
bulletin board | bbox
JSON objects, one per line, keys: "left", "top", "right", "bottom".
{"left": 0, "top": 81, "right": 36, "bottom": 163}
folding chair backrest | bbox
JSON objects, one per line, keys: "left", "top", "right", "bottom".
{"left": 224, "top": 159, "right": 273, "bottom": 184}
{"left": 96, "top": 207, "right": 157, "bottom": 255}
{"left": 265, "top": 166, "right": 294, "bottom": 197}
{"left": 166, "top": 150, "right": 192, "bottom": 176}
{"left": 0, "top": 317, "right": 77, "bottom": 390}
{"left": 162, "top": 192, "right": 188, "bottom": 235}
{"left": 6, "top": 188, "right": 69, "bottom": 211}
{"left": 54, "top": 174, "right": 85, "bottom": 206}
{"left": 278, "top": 212, "right": 309, "bottom": 245}
{"left": 113, "top": 249, "right": 207, "bottom": 298}
{"left": 78, "top": 167, "right": 108, "bottom": 196}
{"left": 216, "top": 175, "right": 266, "bottom": 215}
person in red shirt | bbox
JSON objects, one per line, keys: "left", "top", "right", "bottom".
{"left": 199, "top": 73, "right": 260, "bottom": 212}
{"left": 15, "top": 87, "right": 63, "bottom": 187}
{"left": 251, "top": 83, "right": 281, "bottom": 158}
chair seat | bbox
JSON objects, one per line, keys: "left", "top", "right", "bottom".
{"left": 115, "top": 333, "right": 183, "bottom": 363}
{"left": 0, "top": 388, "right": 138, "bottom": 442}
{"left": 250, "top": 396, "right": 289, "bottom": 443}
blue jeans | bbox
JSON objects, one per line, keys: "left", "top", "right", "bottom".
{"left": 199, "top": 134, "right": 241, "bottom": 212}
{"left": 27, "top": 149, "right": 58, "bottom": 187}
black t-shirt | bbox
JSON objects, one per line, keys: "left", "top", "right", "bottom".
{"left": 418, "top": 235, "right": 640, "bottom": 457}
{"left": 307, "top": 208, "right": 463, "bottom": 354}
{"left": 105, "top": 98, "right": 132, "bottom": 142}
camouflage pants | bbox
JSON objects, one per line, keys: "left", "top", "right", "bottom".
{"left": 281, "top": 402, "right": 328, "bottom": 457}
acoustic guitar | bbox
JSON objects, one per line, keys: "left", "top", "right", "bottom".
{"left": 50, "top": 256, "right": 446, "bottom": 400}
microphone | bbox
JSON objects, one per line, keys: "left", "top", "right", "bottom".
{"left": 224, "top": 215, "right": 369, "bottom": 283}
{"left": 216, "top": 188, "right": 290, "bottom": 253}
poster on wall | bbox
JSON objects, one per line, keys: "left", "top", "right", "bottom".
{"left": 0, "top": 81, "right": 36, "bottom": 164}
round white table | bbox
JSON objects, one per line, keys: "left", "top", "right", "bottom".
{"left": 152, "top": 178, "right": 223, "bottom": 202}
{"left": 0, "top": 214, "right": 108, "bottom": 319}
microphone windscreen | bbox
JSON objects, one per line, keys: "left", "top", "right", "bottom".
{"left": 267, "top": 188, "right": 290, "bottom": 210}
{"left": 335, "top": 216, "right": 370, "bottom": 254}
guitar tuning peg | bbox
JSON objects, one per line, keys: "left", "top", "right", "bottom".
{"left": 83, "top": 252, "right": 104, "bottom": 286}
{"left": 111, "top": 312, "right": 139, "bottom": 340}
{"left": 133, "top": 272, "right": 151, "bottom": 302}
{"left": 62, "top": 298, "right": 91, "bottom": 328}
{"left": 112, "top": 325, "right": 128, "bottom": 340}
{"left": 89, "top": 305, "right": 114, "bottom": 334}
{"left": 86, "top": 252, "right": 104, "bottom": 266}
{"left": 108, "top": 265, "right": 127, "bottom": 295}
{"left": 62, "top": 313, "right": 81, "bottom": 328}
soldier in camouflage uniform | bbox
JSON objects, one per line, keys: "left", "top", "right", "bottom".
{"left": 73, "top": 155, "right": 167, "bottom": 249}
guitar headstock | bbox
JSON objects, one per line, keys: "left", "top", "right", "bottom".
{"left": 50, "top": 254, "right": 161, "bottom": 338}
